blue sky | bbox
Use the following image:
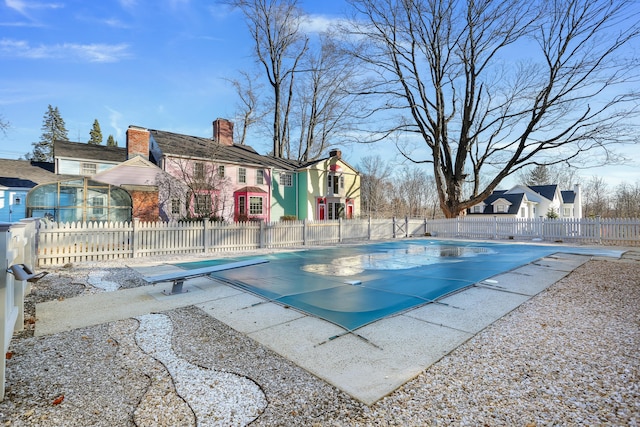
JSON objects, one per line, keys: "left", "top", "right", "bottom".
{"left": 1, "top": 0, "right": 638, "bottom": 188}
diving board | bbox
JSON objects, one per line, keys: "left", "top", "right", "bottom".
{"left": 145, "top": 258, "right": 269, "bottom": 295}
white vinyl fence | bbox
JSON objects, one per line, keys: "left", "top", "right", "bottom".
{"left": 36, "top": 216, "right": 639, "bottom": 266}
{"left": 0, "top": 219, "right": 39, "bottom": 400}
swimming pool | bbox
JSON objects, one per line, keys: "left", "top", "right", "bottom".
{"left": 175, "top": 239, "right": 619, "bottom": 331}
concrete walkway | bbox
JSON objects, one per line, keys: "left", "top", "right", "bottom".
{"left": 35, "top": 251, "right": 616, "bottom": 405}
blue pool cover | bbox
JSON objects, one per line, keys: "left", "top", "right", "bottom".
{"left": 175, "top": 239, "right": 619, "bottom": 331}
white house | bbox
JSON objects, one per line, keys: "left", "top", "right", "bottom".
{"left": 468, "top": 184, "right": 582, "bottom": 218}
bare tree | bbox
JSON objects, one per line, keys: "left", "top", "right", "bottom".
{"left": 612, "top": 181, "right": 640, "bottom": 218}
{"left": 0, "top": 114, "right": 8, "bottom": 135}
{"left": 229, "top": 0, "right": 308, "bottom": 158}
{"left": 225, "top": 71, "right": 266, "bottom": 145}
{"left": 344, "top": 0, "right": 640, "bottom": 217}
{"left": 359, "top": 155, "right": 394, "bottom": 218}
{"left": 582, "top": 175, "right": 610, "bottom": 217}
{"left": 292, "top": 34, "right": 361, "bottom": 162}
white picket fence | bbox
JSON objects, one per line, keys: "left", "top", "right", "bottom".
{"left": 36, "top": 216, "right": 639, "bottom": 266}
{"left": 0, "top": 219, "right": 39, "bottom": 400}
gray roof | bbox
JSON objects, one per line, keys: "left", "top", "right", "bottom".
{"left": 54, "top": 140, "right": 127, "bottom": 163}
{"left": 148, "top": 129, "right": 351, "bottom": 172}
{"left": 0, "top": 159, "right": 66, "bottom": 188}
{"left": 149, "top": 130, "right": 278, "bottom": 168}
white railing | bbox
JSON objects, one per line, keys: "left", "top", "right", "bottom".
{"left": 36, "top": 216, "right": 639, "bottom": 266}
{"left": 0, "top": 219, "right": 39, "bottom": 400}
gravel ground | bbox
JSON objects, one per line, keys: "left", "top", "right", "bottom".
{"left": 0, "top": 249, "right": 638, "bottom": 426}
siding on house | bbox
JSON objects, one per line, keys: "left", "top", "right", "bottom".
{"left": 54, "top": 140, "right": 126, "bottom": 176}
{"left": 468, "top": 184, "right": 582, "bottom": 219}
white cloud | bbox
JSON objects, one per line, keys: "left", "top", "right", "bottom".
{"left": 5, "top": 0, "right": 63, "bottom": 18}
{"left": 106, "top": 106, "right": 124, "bottom": 141}
{"left": 118, "top": 0, "right": 137, "bottom": 9}
{"left": 301, "top": 14, "right": 346, "bottom": 34}
{"left": 0, "top": 38, "right": 132, "bottom": 62}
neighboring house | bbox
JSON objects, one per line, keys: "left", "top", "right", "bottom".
{"left": 297, "top": 150, "right": 361, "bottom": 220}
{"left": 127, "top": 119, "right": 273, "bottom": 222}
{"left": 0, "top": 160, "right": 61, "bottom": 222}
{"left": 468, "top": 184, "right": 582, "bottom": 218}
{"left": 54, "top": 140, "right": 126, "bottom": 176}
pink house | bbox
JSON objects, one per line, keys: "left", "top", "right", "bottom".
{"left": 126, "top": 119, "right": 272, "bottom": 222}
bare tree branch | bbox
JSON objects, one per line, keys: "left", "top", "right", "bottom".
{"left": 344, "top": 0, "right": 640, "bottom": 217}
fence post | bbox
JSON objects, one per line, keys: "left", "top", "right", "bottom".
{"left": 203, "top": 220, "right": 210, "bottom": 253}
{"left": 338, "top": 218, "right": 343, "bottom": 243}
{"left": 259, "top": 220, "right": 265, "bottom": 248}
{"left": 132, "top": 218, "right": 139, "bottom": 258}
{"left": 392, "top": 217, "right": 396, "bottom": 238}
{"left": 302, "top": 219, "right": 307, "bottom": 246}
{"left": 368, "top": 216, "right": 372, "bottom": 241}
{"left": 405, "top": 216, "right": 409, "bottom": 238}
{"left": 596, "top": 216, "right": 602, "bottom": 244}
{"left": 493, "top": 216, "right": 498, "bottom": 239}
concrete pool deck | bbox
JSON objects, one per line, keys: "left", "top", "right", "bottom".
{"left": 35, "top": 250, "right": 616, "bottom": 405}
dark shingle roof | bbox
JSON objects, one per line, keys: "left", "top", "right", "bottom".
{"left": 473, "top": 193, "right": 524, "bottom": 215}
{"left": 528, "top": 185, "right": 557, "bottom": 201}
{"left": 0, "top": 159, "right": 61, "bottom": 188}
{"left": 54, "top": 140, "right": 127, "bottom": 163}
{"left": 148, "top": 130, "right": 280, "bottom": 168}
{"left": 561, "top": 190, "right": 576, "bottom": 203}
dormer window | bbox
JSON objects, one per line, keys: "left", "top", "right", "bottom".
{"left": 496, "top": 204, "right": 506, "bottom": 213}
{"left": 472, "top": 205, "right": 483, "bottom": 213}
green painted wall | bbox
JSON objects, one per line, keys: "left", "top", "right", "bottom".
{"left": 271, "top": 170, "right": 299, "bottom": 220}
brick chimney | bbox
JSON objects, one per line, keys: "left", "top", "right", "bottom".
{"left": 126, "top": 126, "right": 150, "bottom": 160}
{"left": 213, "top": 118, "right": 234, "bottom": 146}
{"left": 329, "top": 149, "right": 342, "bottom": 159}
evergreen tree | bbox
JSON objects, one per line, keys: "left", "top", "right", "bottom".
{"left": 106, "top": 134, "right": 118, "bottom": 147}
{"left": 523, "top": 165, "right": 551, "bottom": 186}
{"left": 88, "top": 119, "right": 103, "bottom": 145}
{"left": 31, "top": 105, "right": 68, "bottom": 161}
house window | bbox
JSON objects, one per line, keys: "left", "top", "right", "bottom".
{"left": 279, "top": 172, "right": 292, "bottom": 187}
{"left": 473, "top": 205, "right": 482, "bottom": 213}
{"left": 194, "top": 194, "right": 212, "bottom": 215}
{"left": 520, "top": 207, "right": 526, "bottom": 217}
{"left": 256, "top": 169, "right": 264, "bottom": 185}
{"left": 194, "top": 162, "right": 205, "bottom": 180}
{"left": 80, "top": 163, "right": 97, "bottom": 175}
{"left": 238, "top": 195, "right": 246, "bottom": 216}
{"left": 340, "top": 176, "right": 344, "bottom": 189}
{"left": 249, "top": 196, "right": 263, "bottom": 215}
{"left": 171, "top": 199, "right": 181, "bottom": 215}
{"left": 328, "top": 202, "right": 345, "bottom": 220}
{"left": 238, "top": 167, "right": 246, "bottom": 184}
{"left": 496, "top": 204, "right": 506, "bottom": 213}
{"left": 91, "top": 196, "right": 105, "bottom": 216}
{"left": 327, "top": 175, "right": 332, "bottom": 189}
{"left": 333, "top": 175, "right": 340, "bottom": 194}
{"left": 564, "top": 207, "right": 571, "bottom": 217}
{"left": 218, "top": 165, "right": 225, "bottom": 177}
